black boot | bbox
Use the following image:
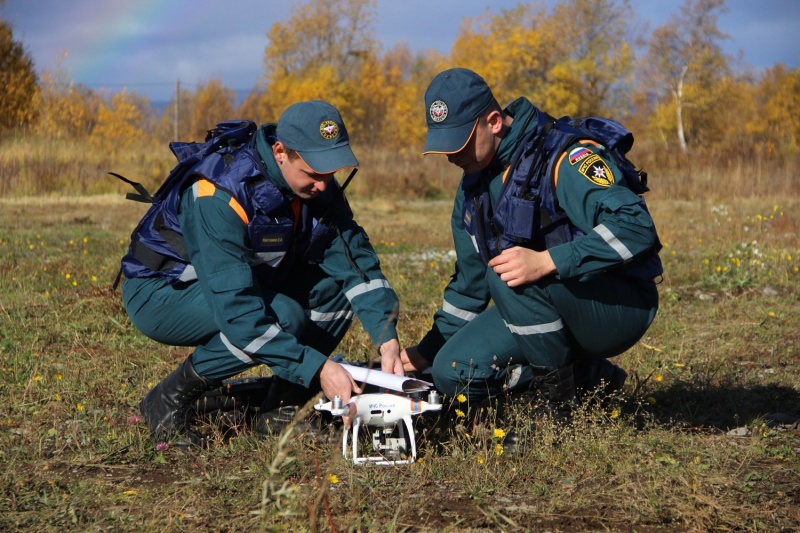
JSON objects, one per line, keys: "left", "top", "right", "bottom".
{"left": 253, "top": 377, "right": 322, "bottom": 438}
{"left": 574, "top": 358, "right": 627, "bottom": 402}
{"left": 540, "top": 364, "right": 579, "bottom": 424}
{"left": 140, "top": 356, "right": 219, "bottom": 445}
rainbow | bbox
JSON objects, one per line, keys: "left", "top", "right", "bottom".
{"left": 68, "top": 0, "right": 183, "bottom": 93}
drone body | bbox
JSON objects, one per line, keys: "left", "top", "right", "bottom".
{"left": 315, "top": 391, "right": 442, "bottom": 465}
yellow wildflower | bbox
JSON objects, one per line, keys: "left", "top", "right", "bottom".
{"left": 75, "top": 403, "right": 85, "bottom": 411}
{"left": 610, "top": 409, "right": 620, "bottom": 419}
{"left": 493, "top": 428, "right": 506, "bottom": 439}
{"left": 456, "top": 394, "right": 467, "bottom": 403}
{"left": 494, "top": 443, "right": 504, "bottom": 456}
{"left": 327, "top": 474, "right": 339, "bottom": 484}
{"left": 454, "top": 409, "right": 465, "bottom": 418}
{"left": 653, "top": 374, "right": 663, "bottom": 382}
{"left": 476, "top": 456, "right": 484, "bottom": 464}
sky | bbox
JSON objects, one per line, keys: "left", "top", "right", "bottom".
{"left": 3, "top": 0, "right": 799, "bottom": 103}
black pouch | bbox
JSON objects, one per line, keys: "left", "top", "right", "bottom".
{"left": 502, "top": 195, "right": 540, "bottom": 243}
{"left": 304, "top": 220, "right": 338, "bottom": 264}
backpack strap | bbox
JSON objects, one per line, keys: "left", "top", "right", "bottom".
{"left": 107, "top": 172, "right": 153, "bottom": 204}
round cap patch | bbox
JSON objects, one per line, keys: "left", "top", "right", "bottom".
{"left": 429, "top": 100, "right": 448, "bottom": 123}
{"left": 319, "top": 120, "right": 339, "bottom": 140}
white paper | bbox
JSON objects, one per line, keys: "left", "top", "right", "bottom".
{"left": 340, "top": 363, "right": 433, "bottom": 393}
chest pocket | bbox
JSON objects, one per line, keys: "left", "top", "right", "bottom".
{"left": 248, "top": 215, "right": 293, "bottom": 267}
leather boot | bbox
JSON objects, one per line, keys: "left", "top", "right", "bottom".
{"left": 140, "top": 356, "right": 219, "bottom": 445}
{"left": 254, "top": 376, "right": 320, "bottom": 438}
{"left": 574, "top": 358, "right": 627, "bottom": 402}
{"left": 540, "top": 364, "right": 579, "bottom": 424}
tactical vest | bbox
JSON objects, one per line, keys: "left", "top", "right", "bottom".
{"left": 116, "top": 121, "right": 347, "bottom": 286}
{"left": 462, "top": 110, "right": 663, "bottom": 281}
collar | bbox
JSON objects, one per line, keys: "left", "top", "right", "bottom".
{"left": 255, "top": 123, "right": 295, "bottom": 198}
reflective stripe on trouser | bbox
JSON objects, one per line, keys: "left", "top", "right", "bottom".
{"left": 430, "top": 305, "right": 536, "bottom": 401}
{"left": 431, "top": 269, "right": 658, "bottom": 400}
{"left": 122, "top": 264, "right": 354, "bottom": 381}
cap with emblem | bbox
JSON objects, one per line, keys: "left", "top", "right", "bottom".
{"left": 276, "top": 100, "right": 358, "bottom": 173}
{"left": 423, "top": 68, "right": 497, "bottom": 154}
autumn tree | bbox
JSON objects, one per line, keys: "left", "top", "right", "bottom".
{"left": 544, "top": 0, "right": 639, "bottom": 117}
{"left": 641, "top": 0, "right": 731, "bottom": 154}
{"left": 0, "top": 17, "right": 39, "bottom": 132}
{"left": 187, "top": 78, "right": 236, "bottom": 141}
{"left": 89, "top": 90, "right": 153, "bottom": 155}
{"left": 451, "top": 4, "right": 556, "bottom": 107}
{"left": 259, "top": 0, "right": 379, "bottom": 138}
{"left": 747, "top": 65, "right": 800, "bottom": 157}
{"left": 450, "top": 0, "right": 638, "bottom": 117}
{"left": 34, "top": 56, "right": 102, "bottom": 139}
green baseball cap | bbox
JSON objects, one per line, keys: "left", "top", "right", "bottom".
{"left": 423, "top": 68, "right": 497, "bottom": 154}
{"left": 276, "top": 100, "right": 358, "bottom": 173}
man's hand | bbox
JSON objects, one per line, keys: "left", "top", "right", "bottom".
{"left": 400, "top": 345, "right": 431, "bottom": 373}
{"left": 488, "top": 247, "right": 557, "bottom": 287}
{"left": 318, "top": 359, "right": 362, "bottom": 405}
{"left": 379, "top": 338, "right": 404, "bottom": 376}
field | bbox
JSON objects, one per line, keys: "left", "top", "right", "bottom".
{"left": 1, "top": 191, "right": 798, "bottom": 532}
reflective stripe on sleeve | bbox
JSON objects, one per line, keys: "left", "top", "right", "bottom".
{"left": 220, "top": 323, "right": 283, "bottom": 363}
{"left": 442, "top": 300, "right": 478, "bottom": 322}
{"left": 307, "top": 309, "right": 355, "bottom": 323}
{"left": 345, "top": 279, "right": 392, "bottom": 301}
{"left": 593, "top": 223, "right": 633, "bottom": 261}
{"left": 504, "top": 318, "right": 564, "bottom": 335}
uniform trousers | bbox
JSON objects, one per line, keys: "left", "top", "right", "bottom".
{"left": 122, "top": 263, "right": 354, "bottom": 382}
{"left": 431, "top": 269, "right": 658, "bottom": 401}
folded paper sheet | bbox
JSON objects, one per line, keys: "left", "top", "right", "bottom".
{"left": 340, "top": 364, "right": 433, "bottom": 393}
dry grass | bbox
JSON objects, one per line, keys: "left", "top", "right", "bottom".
{"left": 1, "top": 181, "right": 798, "bottom": 531}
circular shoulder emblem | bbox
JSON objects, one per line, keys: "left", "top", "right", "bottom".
{"left": 429, "top": 100, "right": 448, "bottom": 123}
{"left": 320, "top": 120, "right": 339, "bottom": 140}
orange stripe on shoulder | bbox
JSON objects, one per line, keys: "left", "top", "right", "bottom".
{"left": 554, "top": 151, "right": 569, "bottom": 189}
{"left": 228, "top": 198, "right": 249, "bottom": 224}
{"left": 196, "top": 179, "right": 216, "bottom": 197}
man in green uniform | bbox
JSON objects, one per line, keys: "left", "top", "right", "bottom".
{"left": 123, "top": 100, "right": 403, "bottom": 444}
{"left": 401, "top": 68, "right": 661, "bottom": 420}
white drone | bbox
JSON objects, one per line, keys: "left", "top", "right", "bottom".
{"left": 314, "top": 364, "right": 442, "bottom": 465}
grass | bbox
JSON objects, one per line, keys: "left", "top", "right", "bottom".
{"left": 1, "top": 192, "right": 798, "bottom": 531}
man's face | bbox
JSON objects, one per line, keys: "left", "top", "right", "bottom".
{"left": 445, "top": 114, "right": 499, "bottom": 175}
{"left": 274, "top": 144, "right": 334, "bottom": 199}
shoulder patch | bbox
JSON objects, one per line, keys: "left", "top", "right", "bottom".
{"left": 568, "top": 146, "right": 592, "bottom": 165}
{"left": 578, "top": 154, "right": 615, "bottom": 187}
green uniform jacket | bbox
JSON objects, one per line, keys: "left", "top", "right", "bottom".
{"left": 417, "top": 97, "right": 659, "bottom": 362}
{"left": 177, "top": 124, "right": 399, "bottom": 386}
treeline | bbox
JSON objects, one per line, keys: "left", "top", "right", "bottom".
{"left": 1, "top": 0, "right": 798, "bottom": 198}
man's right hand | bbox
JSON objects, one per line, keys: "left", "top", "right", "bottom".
{"left": 400, "top": 345, "right": 431, "bottom": 373}
{"left": 318, "top": 359, "right": 362, "bottom": 405}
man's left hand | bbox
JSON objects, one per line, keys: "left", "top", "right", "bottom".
{"left": 379, "top": 338, "right": 404, "bottom": 376}
{"left": 488, "top": 246, "right": 557, "bottom": 287}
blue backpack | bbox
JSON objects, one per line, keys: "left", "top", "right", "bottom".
{"left": 466, "top": 110, "right": 662, "bottom": 280}
{"left": 110, "top": 120, "right": 258, "bottom": 288}
{"left": 493, "top": 112, "right": 653, "bottom": 253}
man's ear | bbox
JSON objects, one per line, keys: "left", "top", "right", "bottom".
{"left": 486, "top": 110, "right": 504, "bottom": 134}
{"left": 272, "top": 141, "right": 286, "bottom": 162}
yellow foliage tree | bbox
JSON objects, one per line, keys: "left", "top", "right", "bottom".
{"left": 451, "top": 0, "right": 637, "bottom": 117}
{"left": 187, "top": 78, "right": 236, "bottom": 141}
{"left": 34, "top": 54, "right": 101, "bottom": 139}
{"left": 0, "top": 18, "right": 39, "bottom": 131}
{"left": 89, "top": 91, "right": 149, "bottom": 154}
{"left": 748, "top": 65, "right": 800, "bottom": 157}
{"left": 260, "top": 0, "right": 378, "bottom": 137}
{"left": 641, "top": 0, "right": 731, "bottom": 154}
